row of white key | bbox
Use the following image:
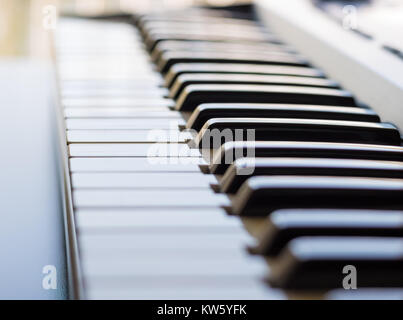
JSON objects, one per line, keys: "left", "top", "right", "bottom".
{"left": 56, "top": 18, "right": 282, "bottom": 299}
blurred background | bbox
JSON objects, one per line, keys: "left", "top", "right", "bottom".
{"left": 2, "top": 0, "right": 403, "bottom": 59}
{"left": 0, "top": 0, "right": 251, "bottom": 58}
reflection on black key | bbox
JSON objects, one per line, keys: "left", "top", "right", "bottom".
{"left": 142, "top": 22, "right": 269, "bottom": 39}
{"left": 158, "top": 51, "right": 308, "bottom": 73}
{"left": 165, "top": 63, "right": 325, "bottom": 88}
{"left": 252, "top": 209, "right": 403, "bottom": 256}
{"left": 232, "top": 176, "right": 403, "bottom": 216}
{"left": 176, "top": 84, "right": 357, "bottom": 111}
{"left": 143, "top": 28, "right": 273, "bottom": 46}
{"left": 144, "top": 28, "right": 272, "bottom": 41}
{"left": 187, "top": 104, "right": 379, "bottom": 131}
{"left": 210, "top": 141, "right": 403, "bottom": 174}
{"left": 193, "top": 118, "right": 400, "bottom": 148}
{"left": 151, "top": 40, "right": 292, "bottom": 62}
{"left": 138, "top": 14, "right": 260, "bottom": 29}
{"left": 145, "top": 32, "right": 279, "bottom": 51}
{"left": 268, "top": 237, "right": 403, "bottom": 289}
{"left": 171, "top": 74, "right": 338, "bottom": 99}
{"left": 221, "top": 158, "right": 403, "bottom": 194}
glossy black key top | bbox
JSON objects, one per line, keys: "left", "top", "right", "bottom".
{"left": 141, "top": 24, "right": 271, "bottom": 42}
{"left": 221, "top": 158, "right": 403, "bottom": 194}
{"left": 170, "top": 74, "right": 338, "bottom": 99}
{"left": 268, "top": 237, "right": 403, "bottom": 289}
{"left": 210, "top": 141, "right": 403, "bottom": 174}
{"left": 138, "top": 14, "right": 260, "bottom": 29}
{"left": 137, "top": 12, "right": 262, "bottom": 30}
{"left": 145, "top": 32, "right": 279, "bottom": 51}
{"left": 165, "top": 63, "right": 325, "bottom": 88}
{"left": 193, "top": 118, "right": 400, "bottom": 149}
{"left": 186, "top": 104, "right": 379, "bottom": 131}
{"left": 232, "top": 176, "right": 403, "bottom": 216}
{"left": 144, "top": 27, "right": 270, "bottom": 40}
{"left": 151, "top": 40, "right": 292, "bottom": 62}
{"left": 176, "top": 84, "right": 356, "bottom": 111}
{"left": 158, "top": 51, "right": 308, "bottom": 74}
{"left": 252, "top": 209, "right": 403, "bottom": 256}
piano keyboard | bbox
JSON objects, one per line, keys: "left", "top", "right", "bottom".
{"left": 55, "top": 6, "right": 403, "bottom": 300}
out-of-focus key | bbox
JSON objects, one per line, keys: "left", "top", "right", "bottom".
{"left": 220, "top": 158, "right": 403, "bottom": 193}
{"left": 165, "top": 63, "right": 325, "bottom": 88}
{"left": 210, "top": 141, "right": 403, "bottom": 174}
{"left": 158, "top": 51, "right": 309, "bottom": 73}
{"left": 232, "top": 176, "right": 403, "bottom": 216}
{"left": 171, "top": 73, "right": 337, "bottom": 99}
{"left": 186, "top": 104, "right": 379, "bottom": 131}
{"left": 252, "top": 209, "right": 403, "bottom": 256}
{"left": 176, "top": 84, "right": 356, "bottom": 111}
{"left": 268, "top": 237, "right": 403, "bottom": 289}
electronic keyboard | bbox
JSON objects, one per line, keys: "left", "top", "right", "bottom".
{"left": 53, "top": 2, "right": 403, "bottom": 300}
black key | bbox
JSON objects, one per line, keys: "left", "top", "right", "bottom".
{"left": 221, "top": 158, "right": 403, "bottom": 194}
{"left": 231, "top": 176, "right": 403, "bottom": 216}
{"left": 186, "top": 104, "right": 379, "bottom": 131}
{"left": 165, "top": 63, "right": 325, "bottom": 88}
{"left": 151, "top": 40, "right": 292, "bottom": 61}
{"left": 252, "top": 209, "right": 403, "bottom": 256}
{"left": 193, "top": 118, "right": 400, "bottom": 149}
{"left": 210, "top": 141, "right": 403, "bottom": 174}
{"left": 158, "top": 51, "right": 308, "bottom": 74}
{"left": 141, "top": 23, "right": 269, "bottom": 39}
{"left": 171, "top": 74, "right": 338, "bottom": 99}
{"left": 144, "top": 27, "right": 270, "bottom": 41}
{"left": 145, "top": 32, "right": 279, "bottom": 51}
{"left": 138, "top": 14, "right": 260, "bottom": 30}
{"left": 175, "top": 84, "right": 356, "bottom": 111}
{"left": 268, "top": 237, "right": 403, "bottom": 289}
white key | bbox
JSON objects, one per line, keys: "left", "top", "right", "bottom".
{"left": 71, "top": 172, "right": 217, "bottom": 188}
{"left": 63, "top": 98, "right": 174, "bottom": 108}
{"left": 87, "top": 286, "right": 285, "bottom": 300}
{"left": 64, "top": 108, "right": 178, "bottom": 118}
{"left": 65, "top": 118, "right": 185, "bottom": 130}
{"left": 67, "top": 130, "right": 191, "bottom": 143}
{"left": 79, "top": 233, "right": 254, "bottom": 251}
{"left": 75, "top": 208, "right": 241, "bottom": 229}
{"left": 59, "top": 73, "right": 162, "bottom": 81}
{"left": 61, "top": 87, "right": 169, "bottom": 98}
{"left": 83, "top": 247, "right": 259, "bottom": 262}
{"left": 72, "top": 189, "right": 230, "bottom": 208}
{"left": 69, "top": 143, "right": 201, "bottom": 157}
{"left": 69, "top": 157, "right": 205, "bottom": 172}
{"left": 61, "top": 80, "right": 164, "bottom": 89}
{"left": 81, "top": 255, "right": 267, "bottom": 277}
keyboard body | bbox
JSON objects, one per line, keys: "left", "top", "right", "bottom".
{"left": 53, "top": 2, "right": 403, "bottom": 300}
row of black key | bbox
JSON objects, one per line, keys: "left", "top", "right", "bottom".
{"left": 136, "top": 8, "right": 403, "bottom": 291}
